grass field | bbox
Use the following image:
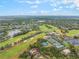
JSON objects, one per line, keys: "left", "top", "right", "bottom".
{"left": 39, "top": 24, "right": 50, "bottom": 32}
{"left": 39, "top": 24, "right": 61, "bottom": 34}
{"left": 0, "top": 31, "right": 37, "bottom": 48}
{"left": 66, "top": 30, "right": 79, "bottom": 37}
{"left": 47, "top": 25, "right": 61, "bottom": 33}
{"left": 0, "top": 33, "right": 45, "bottom": 59}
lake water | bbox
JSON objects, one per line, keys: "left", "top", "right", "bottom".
{"left": 0, "top": 32, "right": 3, "bottom": 35}
{"left": 68, "top": 39, "right": 79, "bottom": 46}
{"left": 41, "top": 42, "right": 48, "bottom": 46}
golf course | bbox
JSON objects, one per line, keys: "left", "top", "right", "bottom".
{"left": 0, "top": 32, "right": 45, "bottom": 59}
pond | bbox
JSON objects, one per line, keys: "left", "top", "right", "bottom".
{"left": 68, "top": 39, "right": 79, "bottom": 46}
{"left": 41, "top": 42, "right": 48, "bottom": 46}
{"left": 0, "top": 32, "right": 3, "bottom": 35}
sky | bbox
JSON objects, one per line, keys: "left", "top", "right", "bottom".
{"left": 0, "top": 0, "right": 79, "bottom": 16}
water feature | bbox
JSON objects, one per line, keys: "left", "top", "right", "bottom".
{"left": 68, "top": 39, "right": 79, "bottom": 46}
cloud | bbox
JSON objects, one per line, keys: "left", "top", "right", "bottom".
{"left": 15, "top": 0, "right": 79, "bottom": 12}
{"left": 62, "top": 0, "right": 79, "bottom": 9}
{"left": 53, "top": 8, "right": 58, "bottom": 11}
{"left": 50, "top": 3, "right": 57, "bottom": 7}
{"left": 27, "top": 11, "right": 37, "bottom": 14}
{"left": 16, "top": 0, "right": 34, "bottom": 4}
{"left": 73, "top": 0, "right": 79, "bottom": 7}
{"left": 63, "top": 0, "right": 79, "bottom": 7}
{"left": 25, "top": 1, "right": 35, "bottom": 4}
{"left": 68, "top": 4, "right": 75, "bottom": 8}
{"left": 30, "top": 5, "right": 38, "bottom": 8}
{"left": 63, "top": 0, "right": 73, "bottom": 4}
{"left": 35, "top": 0, "right": 41, "bottom": 4}
{"left": 16, "top": 0, "right": 79, "bottom": 8}
{"left": 53, "top": 8, "right": 60, "bottom": 11}
{"left": 16, "top": 0, "right": 42, "bottom": 4}
{"left": 59, "top": 6, "right": 63, "bottom": 9}
{"left": 17, "top": 0, "right": 27, "bottom": 3}
{"left": 40, "top": 10, "right": 50, "bottom": 15}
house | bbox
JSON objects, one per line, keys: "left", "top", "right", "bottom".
{"left": 29, "top": 48, "right": 46, "bottom": 59}
{"left": 29, "top": 48, "right": 40, "bottom": 56}
{"left": 61, "top": 49, "right": 71, "bottom": 55}
{"left": 43, "top": 36, "right": 50, "bottom": 39}
{"left": 33, "top": 54, "right": 46, "bottom": 59}
{"left": 8, "top": 29, "right": 21, "bottom": 37}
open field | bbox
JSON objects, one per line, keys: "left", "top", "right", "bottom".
{"left": 0, "top": 33, "right": 45, "bottom": 59}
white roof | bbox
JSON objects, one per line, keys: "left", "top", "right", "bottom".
{"left": 62, "top": 49, "right": 71, "bottom": 55}
{"left": 8, "top": 29, "right": 21, "bottom": 37}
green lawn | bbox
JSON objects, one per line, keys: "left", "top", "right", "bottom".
{"left": 39, "top": 24, "right": 61, "bottom": 33}
{"left": 0, "top": 31, "right": 37, "bottom": 48}
{"left": 66, "top": 30, "right": 79, "bottom": 37}
{"left": 0, "top": 33, "right": 45, "bottom": 59}
{"left": 47, "top": 25, "right": 61, "bottom": 33}
{"left": 39, "top": 24, "right": 49, "bottom": 32}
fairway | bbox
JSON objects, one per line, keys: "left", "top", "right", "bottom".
{"left": 47, "top": 25, "right": 61, "bottom": 33}
{"left": 0, "top": 33, "right": 45, "bottom": 59}
{"left": 39, "top": 24, "right": 49, "bottom": 32}
{"left": 0, "top": 31, "right": 37, "bottom": 48}
{"left": 39, "top": 24, "right": 61, "bottom": 34}
{"left": 66, "top": 30, "right": 79, "bottom": 37}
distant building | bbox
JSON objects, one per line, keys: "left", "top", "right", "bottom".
{"left": 45, "top": 36, "right": 64, "bottom": 49}
{"left": 8, "top": 29, "right": 21, "bottom": 37}
{"left": 43, "top": 36, "right": 50, "bottom": 39}
{"left": 33, "top": 54, "right": 46, "bottom": 59}
{"left": 29, "top": 48, "right": 46, "bottom": 59}
{"left": 29, "top": 48, "right": 40, "bottom": 56}
{"left": 37, "top": 20, "right": 45, "bottom": 23}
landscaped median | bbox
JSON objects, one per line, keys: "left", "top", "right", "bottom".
{"left": 0, "top": 33, "right": 45, "bottom": 59}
